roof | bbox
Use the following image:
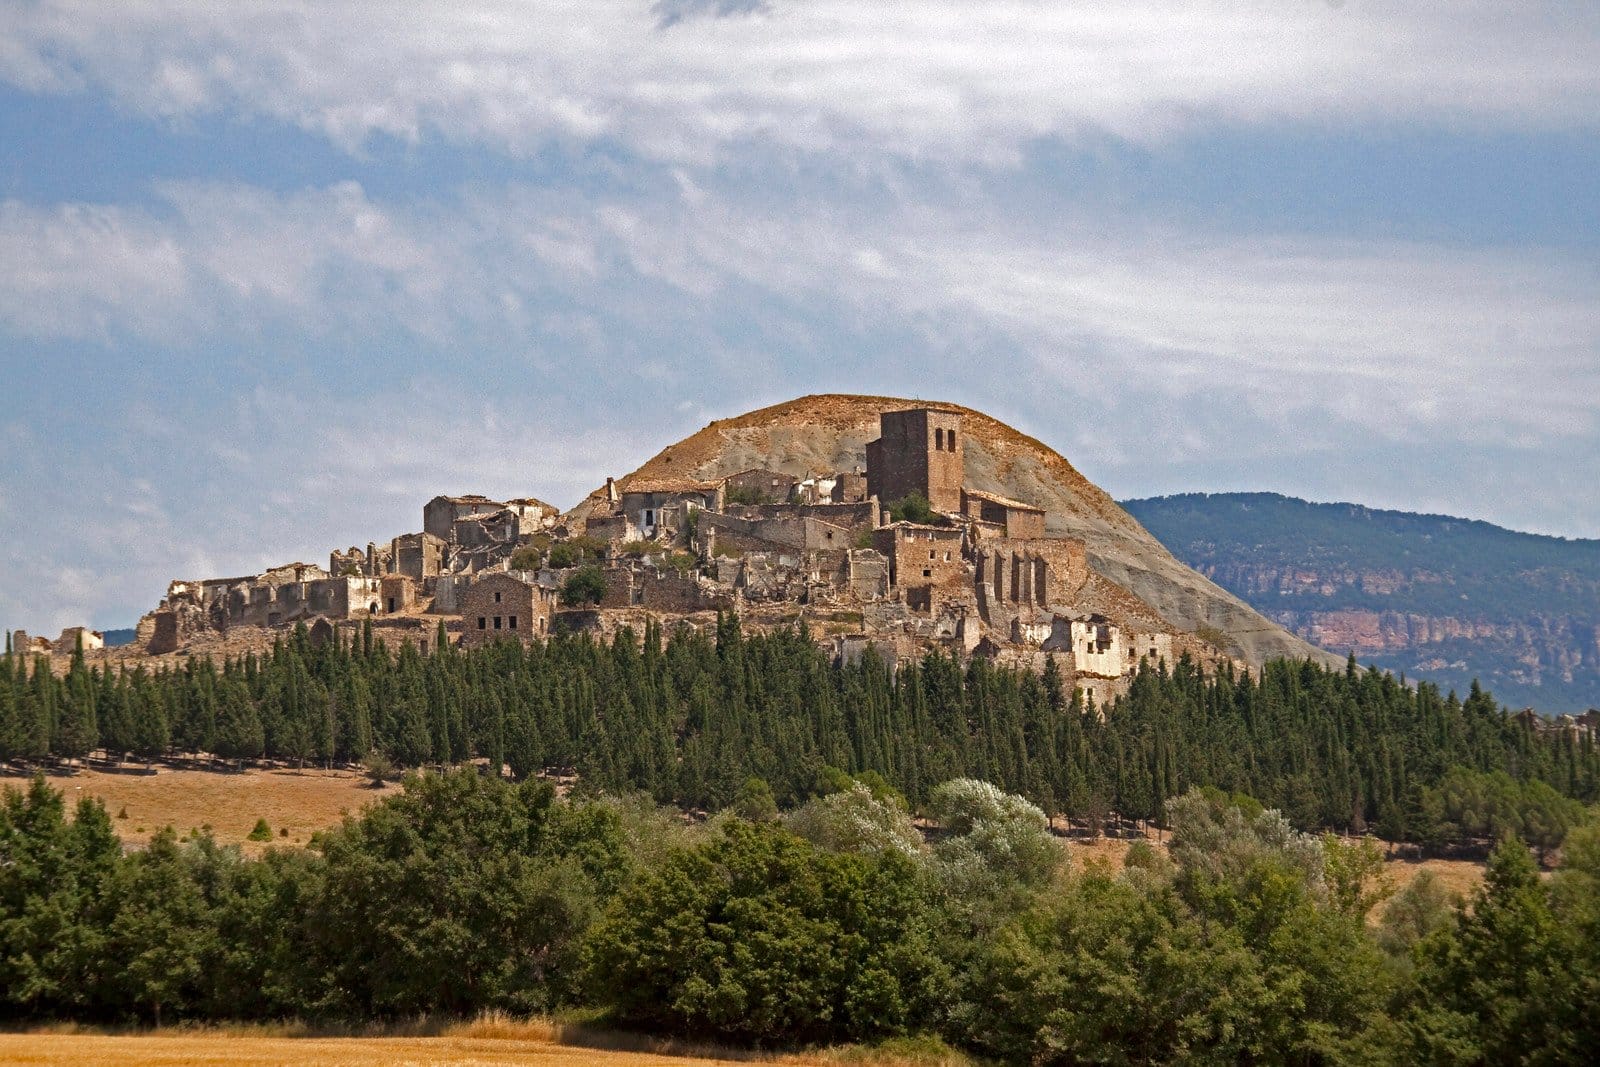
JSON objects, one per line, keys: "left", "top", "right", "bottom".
{"left": 505, "top": 497, "right": 557, "bottom": 510}
{"left": 964, "top": 488, "right": 1044, "bottom": 513}
{"left": 431, "top": 494, "right": 502, "bottom": 506}
{"left": 878, "top": 520, "right": 961, "bottom": 534}
{"left": 621, "top": 478, "right": 723, "bottom": 494}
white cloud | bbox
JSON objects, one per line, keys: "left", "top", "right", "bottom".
{"left": 1, "top": 2, "right": 1595, "bottom": 164}
{"left": 3, "top": 176, "right": 1596, "bottom": 450}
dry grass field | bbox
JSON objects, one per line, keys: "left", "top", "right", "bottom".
{"left": 6, "top": 765, "right": 1489, "bottom": 898}
{"left": 8, "top": 765, "right": 381, "bottom": 854}
{"left": 1067, "top": 831, "right": 1487, "bottom": 904}
{"left": 0, "top": 1032, "right": 743, "bottom": 1066}
{"left": 0, "top": 1018, "right": 967, "bottom": 1066}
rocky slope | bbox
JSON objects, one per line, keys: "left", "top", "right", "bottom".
{"left": 1123, "top": 493, "right": 1600, "bottom": 711}
{"left": 582, "top": 395, "right": 1339, "bottom": 670}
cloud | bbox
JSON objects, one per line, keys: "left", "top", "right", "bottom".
{"left": 2, "top": 2, "right": 1595, "bottom": 164}
{"left": 0, "top": 375, "right": 662, "bottom": 634}
{"left": 3, "top": 175, "right": 1596, "bottom": 445}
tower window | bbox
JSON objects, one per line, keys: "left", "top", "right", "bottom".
{"left": 948, "top": 429, "right": 957, "bottom": 451}
{"left": 935, "top": 427, "right": 945, "bottom": 450}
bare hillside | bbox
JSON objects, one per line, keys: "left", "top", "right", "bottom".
{"left": 588, "top": 394, "right": 1339, "bottom": 669}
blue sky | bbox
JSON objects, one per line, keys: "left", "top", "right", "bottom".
{"left": 2, "top": 0, "right": 1597, "bottom": 632}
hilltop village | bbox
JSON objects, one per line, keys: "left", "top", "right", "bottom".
{"left": 26, "top": 408, "right": 1229, "bottom": 703}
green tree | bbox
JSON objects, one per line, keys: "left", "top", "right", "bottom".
{"left": 560, "top": 566, "right": 608, "bottom": 607}
{"left": 584, "top": 820, "right": 947, "bottom": 1044}
{"left": 1403, "top": 837, "right": 1575, "bottom": 1063}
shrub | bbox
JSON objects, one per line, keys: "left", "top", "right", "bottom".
{"left": 584, "top": 820, "right": 947, "bottom": 1044}
{"left": 363, "top": 753, "right": 395, "bottom": 788}
{"left": 247, "top": 818, "right": 272, "bottom": 842}
{"left": 561, "top": 565, "right": 608, "bottom": 607}
{"left": 509, "top": 546, "right": 545, "bottom": 571}
{"left": 888, "top": 493, "right": 935, "bottom": 525}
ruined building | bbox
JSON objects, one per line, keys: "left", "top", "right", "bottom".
{"left": 121, "top": 405, "right": 1218, "bottom": 704}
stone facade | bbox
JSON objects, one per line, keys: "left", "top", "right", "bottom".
{"left": 831, "top": 471, "right": 869, "bottom": 503}
{"left": 618, "top": 480, "right": 723, "bottom": 540}
{"left": 865, "top": 408, "right": 964, "bottom": 514}
{"left": 380, "top": 575, "right": 416, "bottom": 615}
{"left": 424, "top": 495, "right": 506, "bottom": 542}
{"left": 392, "top": 532, "right": 447, "bottom": 578}
{"left": 962, "top": 489, "right": 1046, "bottom": 540}
{"left": 724, "top": 468, "right": 798, "bottom": 504}
{"left": 459, "top": 571, "right": 550, "bottom": 648}
{"left": 873, "top": 522, "right": 967, "bottom": 613}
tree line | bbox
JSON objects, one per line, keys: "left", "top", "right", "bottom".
{"left": 3, "top": 768, "right": 1598, "bottom": 1064}
{"left": 4, "top": 617, "right": 1597, "bottom": 851}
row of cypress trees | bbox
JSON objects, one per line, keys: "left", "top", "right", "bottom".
{"left": 3, "top": 617, "right": 1595, "bottom": 838}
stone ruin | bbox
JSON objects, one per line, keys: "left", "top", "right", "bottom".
{"left": 118, "top": 408, "right": 1217, "bottom": 701}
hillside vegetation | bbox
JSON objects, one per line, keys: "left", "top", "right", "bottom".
{"left": 1124, "top": 492, "right": 1600, "bottom": 710}
{"left": 4, "top": 621, "right": 1597, "bottom": 850}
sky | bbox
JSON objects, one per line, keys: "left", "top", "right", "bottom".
{"left": 2, "top": 0, "right": 1598, "bottom": 633}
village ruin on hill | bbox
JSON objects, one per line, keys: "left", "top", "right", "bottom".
{"left": 23, "top": 408, "right": 1233, "bottom": 703}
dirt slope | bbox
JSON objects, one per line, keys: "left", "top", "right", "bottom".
{"left": 591, "top": 394, "right": 1339, "bottom": 669}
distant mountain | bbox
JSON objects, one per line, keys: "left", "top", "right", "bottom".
{"left": 1122, "top": 492, "right": 1600, "bottom": 711}
{"left": 101, "top": 628, "right": 137, "bottom": 647}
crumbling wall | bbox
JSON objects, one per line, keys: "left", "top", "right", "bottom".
{"left": 831, "top": 471, "right": 868, "bottom": 503}
{"left": 874, "top": 523, "right": 966, "bottom": 613}
{"left": 728, "top": 500, "right": 879, "bottom": 532}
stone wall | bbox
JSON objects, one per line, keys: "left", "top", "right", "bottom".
{"left": 727, "top": 500, "right": 879, "bottom": 532}
{"left": 866, "top": 408, "right": 964, "bottom": 514}
{"left": 459, "top": 572, "right": 548, "bottom": 647}
{"left": 724, "top": 468, "right": 797, "bottom": 503}
{"left": 874, "top": 522, "right": 966, "bottom": 613}
{"left": 424, "top": 495, "right": 505, "bottom": 542}
{"left": 831, "top": 471, "right": 869, "bottom": 503}
{"left": 380, "top": 575, "right": 416, "bottom": 614}
{"left": 392, "top": 532, "right": 447, "bottom": 578}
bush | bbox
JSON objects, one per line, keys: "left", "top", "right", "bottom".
{"left": 561, "top": 566, "right": 608, "bottom": 607}
{"left": 547, "top": 536, "right": 607, "bottom": 569}
{"left": 509, "top": 546, "right": 545, "bottom": 571}
{"left": 887, "top": 493, "right": 935, "bottom": 525}
{"left": 247, "top": 818, "right": 272, "bottom": 842}
{"left": 584, "top": 820, "right": 948, "bottom": 1044}
{"left": 363, "top": 753, "right": 395, "bottom": 788}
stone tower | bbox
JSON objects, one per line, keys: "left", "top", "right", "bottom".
{"left": 865, "top": 407, "right": 964, "bottom": 513}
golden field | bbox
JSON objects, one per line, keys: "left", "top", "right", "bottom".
{"left": 6, "top": 765, "right": 1487, "bottom": 899}
{"left": 0, "top": 1018, "right": 966, "bottom": 1066}
{"left": 8, "top": 765, "right": 379, "bottom": 854}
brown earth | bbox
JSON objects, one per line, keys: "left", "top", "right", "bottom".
{"left": 0, "top": 1018, "right": 962, "bottom": 1066}
{"left": 579, "top": 394, "right": 1340, "bottom": 670}
{"left": 5, "top": 766, "right": 380, "bottom": 854}
{"left": 1067, "top": 831, "right": 1485, "bottom": 905}
{"left": 15, "top": 766, "right": 1485, "bottom": 904}
{"left": 0, "top": 1033, "right": 768, "bottom": 1067}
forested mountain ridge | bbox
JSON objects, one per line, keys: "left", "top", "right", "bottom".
{"left": 1122, "top": 492, "right": 1600, "bottom": 711}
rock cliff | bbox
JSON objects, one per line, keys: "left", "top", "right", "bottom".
{"left": 1125, "top": 492, "right": 1600, "bottom": 711}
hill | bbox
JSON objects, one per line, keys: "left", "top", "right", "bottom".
{"left": 593, "top": 394, "right": 1338, "bottom": 670}
{"left": 1122, "top": 492, "right": 1600, "bottom": 710}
